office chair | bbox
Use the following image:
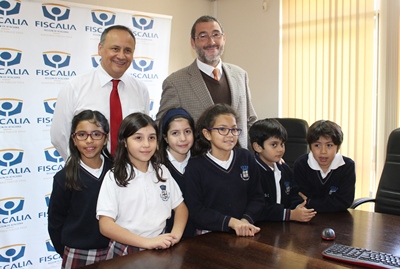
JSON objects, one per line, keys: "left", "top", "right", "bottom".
{"left": 274, "top": 118, "right": 309, "bottom": 169}
{"left": 351, "top": 128, "right": 400, "bottom": 215}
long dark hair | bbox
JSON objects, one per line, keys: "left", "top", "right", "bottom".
{"left": 65, "top": 110, "right": 111, "bottom": 190}
{"left": 192, "top": 103, "right": 241, "bottom": 156}
{"left": 112, "top": 113, "right": 165, "bottom": 187}
{"left": 158, "top": 107, "right": 195, "bottom": 165}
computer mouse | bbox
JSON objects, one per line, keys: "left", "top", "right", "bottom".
{"left": 321, "top": 228, "right": 336, "bottom": 240}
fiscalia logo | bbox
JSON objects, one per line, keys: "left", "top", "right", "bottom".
{"left": 42, "top": 51, "right": 71, "bottom": 69}
{"left": 41, "top": 3, "right": 70, "bottom": 21}
{"left": 0, "top": 48, "right": 22, "bottom": 67}
{"left": 132, "top": 15, "right": 154, "bottom": 31}
{"left": 0, "top": 98, "right": 23, "bottom": 117}
{"left": 0, "top": 0, "right": 21, "bottom": 16}
{"left": 91, "top": 9, "right": 115, "bottom": 26}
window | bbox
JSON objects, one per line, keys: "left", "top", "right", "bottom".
{"left": 281, "top": 0, "right": 376, "bottom": 205}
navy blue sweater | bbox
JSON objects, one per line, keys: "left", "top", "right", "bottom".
{"left": 184, "top": 148, "right": 264, "bottom": 232}
{"left": 48, "top": 158, "right": 113, "bottom": 255}
{"left": 293, "top": 154, "right": 355, "bottom": 212}
{"left": 255, "top": 154, "right": 303, "bottom": 221}
{"left": 164, "top": 159, "right": 196, "bottom": 238}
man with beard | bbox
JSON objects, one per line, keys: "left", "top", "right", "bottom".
{"left": 155, "top": 15, "right": 257, "bottom": 149}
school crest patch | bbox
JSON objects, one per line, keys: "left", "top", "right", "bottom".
{"left": 240, "top": 165, "right": 249, "bottom": 181}
{"left": 284, "top": 181, "right": 291, "bottom": 195}
{"left": 160, "top": 185, "right": 170, "bottom": 201}
{"left": 329, "top": 186, "right": 338, "bottom": 195}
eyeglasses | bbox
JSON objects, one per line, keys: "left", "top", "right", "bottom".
{"left": 194, "top": 32, "right": 224, "bottom": 42}
{"left": 72, "top": 131, "right": 106, "bottom": 141}
{"left": 207, "top": 127, "right": 242, "bottom": 136}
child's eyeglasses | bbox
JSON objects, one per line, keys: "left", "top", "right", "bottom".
{"left": 207, "top": 127, "right": 242, "bottom": 136}
{"left": 72, "top": 131, "right": 106, "bottom": 141}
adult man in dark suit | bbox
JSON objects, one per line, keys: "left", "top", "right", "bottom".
{"left": 156, "top": 15, "right": 257, "bottom": 149}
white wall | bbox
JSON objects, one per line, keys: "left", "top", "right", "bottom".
{"left": 217, "top": 0, "right": 280, "bottom": 119}
{"left": 59, "top": 0, "right": 280, "bottom": 118}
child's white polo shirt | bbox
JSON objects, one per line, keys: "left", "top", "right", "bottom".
{"left": 97, "top": 163, "right": 184, "bottom": 238}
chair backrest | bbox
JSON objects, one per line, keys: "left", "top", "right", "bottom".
{"left": 375, "top": 127, "right": 400, "bottom": 215}
{"left": 274, "top": 118, "right": 309, "bottom": 169}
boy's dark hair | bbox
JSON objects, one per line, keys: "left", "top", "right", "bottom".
{"left": 158, "top": 107, "right": 195, "bottom": 165}
{"left": 307, "top": 120, "right": 343, "bottom": 150}
{"left": 66, "top": 110, "right": 112, "bottom": 191}
{"left": 249, "top": 118, "right": 288, "bottom": 151}
{"left": 112, "top": 112, "right": 164, "bottom": 187}
{"left": 192, "top": 103, "right": 241, "bottom": 156}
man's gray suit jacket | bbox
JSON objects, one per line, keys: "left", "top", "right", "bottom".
{"left": 156, "top": 60, "right": 257, "bottom": 149}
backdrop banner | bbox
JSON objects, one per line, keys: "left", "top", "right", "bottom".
{"left": 0, "top": 0, "right": 171, "bottom": 267}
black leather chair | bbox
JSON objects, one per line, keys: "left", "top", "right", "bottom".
{"left": 274, "top": 118, "right": 309, "bottom": 169}
{"left": 351, "top": 128, "right": 400, "bottom": 215}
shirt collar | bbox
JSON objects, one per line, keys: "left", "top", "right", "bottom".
{"left": 167, "top": 149, "right": 191, "bottom": 174}
{"left": 79, "top": 154, "right": 104, "bottom": 178}
{"left": 196, "top": 58, "right": 223, "bottom": 78}
{"left": 97, "top": 64, "right": 129, "bottom": 87}
{"left": 272, "top": 162, "right": 280, "bottom": 171}
{"left": 307, "top": 152, "right": 345, "bottom": 176}
{"left": 206, "top": 149, "right": 233, "bottom": 169}
{"left": 131, "top": 162, "right": 154, "bottom": 176}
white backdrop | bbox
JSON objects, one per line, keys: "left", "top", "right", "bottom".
{"left": 0, "top": 0, "right": 171, "bottom": 267}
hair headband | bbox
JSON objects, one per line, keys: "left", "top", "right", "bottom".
{"left": 162, "top": 108, "right": 191, "bottom": 131}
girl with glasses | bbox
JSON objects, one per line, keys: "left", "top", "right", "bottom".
{"left": 185, "top": 103, "right": 264, "bottom": 237}
{"left": 48, "top": 110, "right": 113, "bottom": 269}
{"left": 96, "top": 112, "right": 188, "bottom": 258}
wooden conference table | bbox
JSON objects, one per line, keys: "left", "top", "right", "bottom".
{"left": 82, "top": 209, "right": 400, "bottom": 269}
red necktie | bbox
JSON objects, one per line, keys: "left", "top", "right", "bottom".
{"left": 110, "top": 79, "right": 122, "bottom": 156}
{"left": 213, "top": 68, "right": 219, "bottom": 80}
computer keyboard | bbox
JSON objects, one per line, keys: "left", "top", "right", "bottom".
{"left": 322, "top": 243, "right": 400, "bottom": 269}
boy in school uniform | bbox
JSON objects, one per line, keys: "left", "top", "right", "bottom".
{"left": 249, "top": 119, "right": 316, "bottom": 222}
{"left": 293, "top": 120, "right": 356, "bottom": 212}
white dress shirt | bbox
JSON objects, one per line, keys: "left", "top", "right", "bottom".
{"left": 271, "top": 162, "right": 282, "bottom": 204}
{"left": 50, "top": 65, "right": 150, "bottom": 160}
{"left": 196, "top": 58, "right": 223, "bottom": 79}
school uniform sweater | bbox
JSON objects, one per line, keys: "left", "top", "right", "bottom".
{"left": 48, "top": 158, "right": 113, "bottom": 255}
{"left": 293, "top": 153, "right": 356, "bottom": 212}
{"left": 255, "top": 155, "right": 303, "bottom": 221}
{"left": 164, "top": 160, "right": 196, "bottom": 238}
{"left": 184, "top": 148, "right": 264, "bottom": 232}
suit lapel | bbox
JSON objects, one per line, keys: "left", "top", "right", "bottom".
{"left": 223, "top": 63, "right": 239, "bottom": 110}
{"left": 188, "top": 60, "right": 214, "bottom": 109}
